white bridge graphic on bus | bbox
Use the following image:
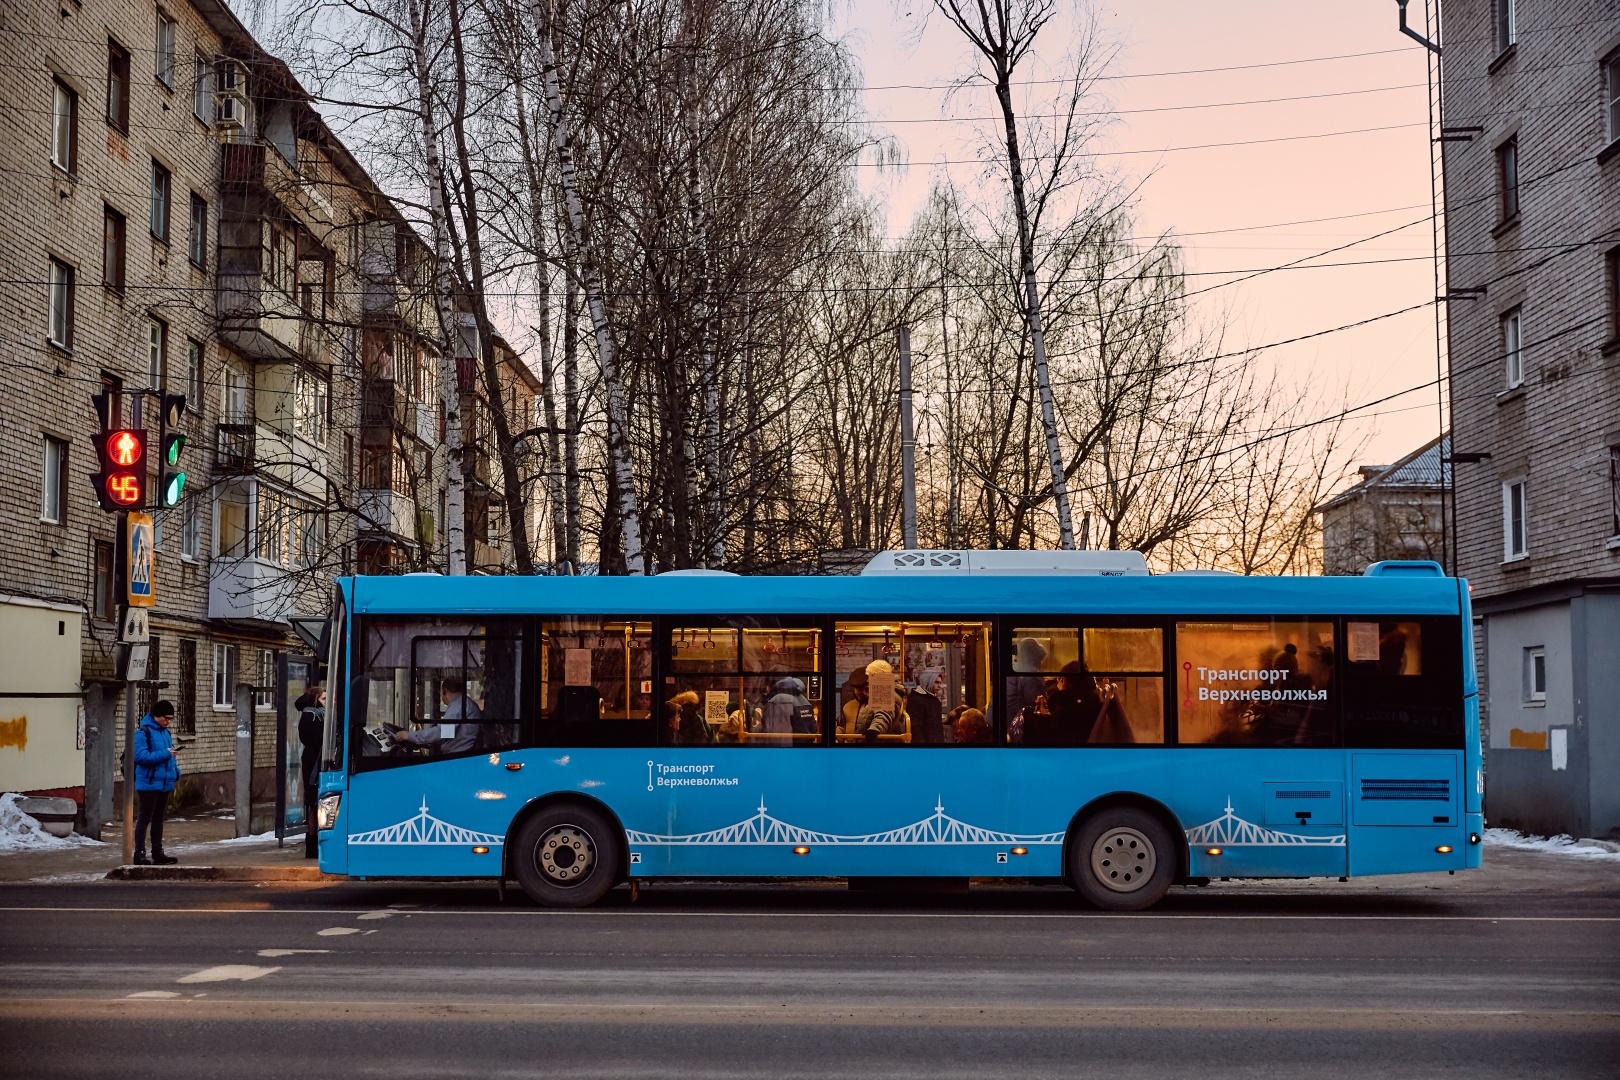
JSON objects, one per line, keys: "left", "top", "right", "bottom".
{"left": 625, "top": 800, "right": 1066, "bottom": 847}
{"left": 1184, "top": 799, "right": 1345, "bottom": 847}
{"left": 349, "top": 799, "right": 506, "bottom": 847}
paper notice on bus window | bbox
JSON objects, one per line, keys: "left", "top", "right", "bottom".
{"left": 705, "top": 691, "right": 729, "bottom": 725}
{"left": 1348, "top": 622, "right": 1379, "bottom": 662}
{"left": 565, "top": 648, "right": 592, "bottom": 686}
{"left": 868, "top": 669, "right": 896, "bottom": 714}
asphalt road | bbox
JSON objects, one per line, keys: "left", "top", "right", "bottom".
{"left": 1, "top": 851, "right": 1617, "bottom": 1079}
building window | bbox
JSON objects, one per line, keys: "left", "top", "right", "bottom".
{"left": 1503, "top": 479, "right": 1528, "bottom": 561}
{"left": 188, "top": 194, "right": 207, "bottom": 268}
{"left": 217, "top": 485, "right": 249, "bottom": 558}
{"left": 1523, "top": 646, "right": 1546, "bottom": 703}
{"left": 269, "top": 224, "right": 297, "bottom": 296}
{"left": 221, "top": 358, "right": 250, "bottom": 422}
{"left": 177, "top": 638, "right": 197, "bottom": 734}
{"left": 150, "top": 160, "right": 171, "bottom": 243}
{"left": 1502, "top": 307, "right": 1524, "bottom": 387}
{"left": 155, "top": 12, "right": 176, "bottom": 87}
{"left": 181, "top": 490, "right": 201, "bottom": 559}
{"left": 48, "top": 258, "right": 74, "bottom": 349}
{"left": 292, "top": 368, "right": 327, "bottom": 445}
{"left": 1495, "top": 0, "right": 1515, "bottom": 53}
{"left": 185, "top": 339, "right": 203, "bottom": 408}
{"left": 51, "top": 78, "right": 77, "bottom": 173}
{"left": 103, "top": 207, "right": 126, "bottom": 293}
{"left": 213, "top": 642, "right": 238, "bottom": 708}
{"left": 92, "top": 540, "right": 115, "bottom": 620}
{"left": 41, "top": 436, "right": 67, "bottom": 524}
{"left": 147, "top": 318, "right": 167, "bottom": 388}
{"left": 256, "top": 650, "right": 277, "bottom": 709}
{"left": 1610, "top": 445, "right": 1620, "bottom": 540}
{"left": 1606, "top": 248, "right": 1620, "bottom": 344}
{"left": 193, "top": 54, "right": 212, "bottom": 121}
{"left": 1496, "top": 137, "right": 1519, "bottom": 224}
{"left": 106, "top": 40, "right": 130, "bottom": 132}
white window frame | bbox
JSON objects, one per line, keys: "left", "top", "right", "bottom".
{"left": 1503, "top": 479, "right": 1528, "bottom": 561}
{"left": 147, "top": 318, "right": 167, "bottom": 388}
{"left": 180, "top": 490, "right": 201, "bottom": 560}
{"left": 1496, "top": 0, "right": 1516, "bottom": 52}
{"left": 51, "top": 78, "right": 76, "bottom": 173}
{"left": 186, "top": 339, "right": 203, "bottom": 409}
{"left": 154, "top": 12, "right": 176, "bottom": 87}
{"left": 40, "top": 436, "right": 67, "bottom": 523}
{"left": 192, "top": 54, "right": 212, "bottom": 121}
{"left": 48, "top": 258, "right": 73, "bottom": 349}
{"left": 150, "top": 159, "right": 170, "bottom": 243}
{"left": 1524, "top": 646, "right": 1546, "bottom": 703}
{"left": 213, "top": 642, "right": 237, "bottom": 709}
{"left": 1607, "top": 51, "right": 1620, "bottom": 146}
{"left": 1502, "top": 307, "right": 1524, "bottom": 388}
{"left": 255, "top": 649, "right": 276, "bottom": 710}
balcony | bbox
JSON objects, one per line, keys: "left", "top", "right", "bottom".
{"left": 218, "top": 274, "right": 304, "bottom": 361}
{"left": 357, "top": 445, "right": 417, "bottom": 541}
{"left": 215, "top": 424, "right": 254, "bottom": 474}
{"left": 208, "top": 556, "right": 299, "bottom": 623}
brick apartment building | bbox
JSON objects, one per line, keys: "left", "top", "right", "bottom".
{"left": 1, "top": 0, "right": 539, "bottom": 831}
{"left": 1441, "top": 0, "right": 1620, "bottom": 838}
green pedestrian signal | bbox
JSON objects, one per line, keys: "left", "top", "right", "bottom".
{"left": 157, "top": 393, "right": 187, "bottom": 509}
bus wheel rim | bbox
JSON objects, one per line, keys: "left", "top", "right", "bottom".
{"left": 536, "top": 825, "right": 596, "bottom": 886}
{"left": 1090, "top": 827, "right": 1156, "bottom": 893}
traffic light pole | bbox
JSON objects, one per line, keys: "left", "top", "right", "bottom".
{"left": 121, "top": 615, "right": 137, "bottom": 866}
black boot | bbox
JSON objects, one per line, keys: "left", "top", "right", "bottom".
{"left": 151, "top": 852, "right": 178, "bottom": 865}
{"left": 132, "top": 852, "right": 150, "bottom": 865}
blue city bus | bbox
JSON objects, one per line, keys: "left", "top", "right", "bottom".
{"left": 314, "top": 554, "right": 1482, "bottom": 910}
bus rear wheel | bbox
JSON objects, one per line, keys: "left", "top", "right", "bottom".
{"left": 511, "top": 803, "right": 622, "bottom": 908}
{"left": 1067, "top": 807, "right": 1177, "bottom": 911}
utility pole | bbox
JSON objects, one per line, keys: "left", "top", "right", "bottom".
{"left": 898, "top": 326, "right": 918, "bottom": 550}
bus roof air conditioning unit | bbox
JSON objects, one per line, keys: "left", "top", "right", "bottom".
{"left": 860, "top": 549, "right": 1149, "bottom": 577}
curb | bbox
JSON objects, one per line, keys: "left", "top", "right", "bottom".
{"left": 104, "top": 865, "right": 332, "bottom": 882}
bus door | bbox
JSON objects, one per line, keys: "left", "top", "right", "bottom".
{"left": 1341, "top": 617, "right": 1468, "bottom": 876}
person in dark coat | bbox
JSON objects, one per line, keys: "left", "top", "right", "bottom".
{"left": 132, "top": 700, "right": 180, "bottom": 865}
{"left": 296, "top": 686, "right": 326, "bottom": 857}
{"left": 905, "top": 669, "right": 945, "bottom": 744}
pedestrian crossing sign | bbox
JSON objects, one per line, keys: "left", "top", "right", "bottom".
{"left": 126, "top": 511, "right": 154, "bottom": 607}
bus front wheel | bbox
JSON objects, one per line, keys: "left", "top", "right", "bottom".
{"left": 511, "top": 803, "right": 623, "bottom": 908}
{"left": 1067, "top": 807, "right": 1177, "bottom": 911}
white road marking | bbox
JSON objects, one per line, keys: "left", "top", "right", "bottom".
{"left": 356, "top": 911, "right": 395, "bottom": 920}
{"left": 126, "top": 990, "right": 181, "bottom": 999}
{"left": 316, "top": 927, "right": 362, "bottom": 936}
{"left": 175, "top": 965, "right": 280, "bottom": 984}
{"left": 257, "top": 949, "right": 332, "bottom": 958}
{"left": 3, "top": 906, "right": 1615, "bottom": 923}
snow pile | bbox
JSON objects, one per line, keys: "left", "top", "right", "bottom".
{"left": 211, "top": 829, "right": 281, "bottom": 846}
{"left": 0, "top": 792, "right": 104, "bottom": 853}
{"left": 1485, "top": 828, "right": 1620, "bottom": 859}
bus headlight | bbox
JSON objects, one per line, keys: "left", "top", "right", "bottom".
{"left": 317, "top": 793, "right": 341, "bottom": 831}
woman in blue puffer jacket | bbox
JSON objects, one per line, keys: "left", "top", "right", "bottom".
{"left": 133, "top": 699, "right": 180, "bottom": 865}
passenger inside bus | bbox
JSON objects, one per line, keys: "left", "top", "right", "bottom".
{"left": 834, "top": 619, "right": 992, "bottom": 744}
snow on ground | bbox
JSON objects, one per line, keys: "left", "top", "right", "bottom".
{"left": 1485, "top": 828, "right": 1620, "bottom": 859}
{"left": 0, "top": 792, "right": 105, "bottom": 853}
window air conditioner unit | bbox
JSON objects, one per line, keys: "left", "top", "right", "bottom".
{"left": 215, "top": 91, "right": 246, "bottom": 129}
{"left": 215, "top": 59, "right": 247, "bottom": 129}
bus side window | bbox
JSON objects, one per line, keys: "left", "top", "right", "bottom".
{"left": 1007, "top": 626, "right": 1163, "bottom": 746}
{"left": 1342, "top": 618, "right": 1463, "bottom": 748}
{"left": 1175, "top": 619, "right": 1336, "bottom": 747}
{"left": 837, "top": 619, "right": 991, "bottom": 745}
{"left": 666, "top": 623, "right": 823, "bottom": 747}
{"left": 538, "top": 618, "right": 653, "bottom": 746}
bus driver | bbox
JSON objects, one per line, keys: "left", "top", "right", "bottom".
{"left": 394, "top": 677, "right": 481, "bottom": 755}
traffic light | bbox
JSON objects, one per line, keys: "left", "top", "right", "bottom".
{"left": 92, "top": 428, "right": 147, "bottom": 511}
{"left": 157, "top": 393, "right": 187, "bottom": 508}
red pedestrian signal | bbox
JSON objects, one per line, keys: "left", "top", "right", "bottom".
{"left": 91, "top": 428, "right": 147, "bottom": 511}
{"left": 110, "top": 430, "right": 143, "bottom": 467}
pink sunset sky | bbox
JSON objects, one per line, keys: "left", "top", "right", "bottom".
{"left": 835, "top": 0, "right": 1445, "bottom": 479}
